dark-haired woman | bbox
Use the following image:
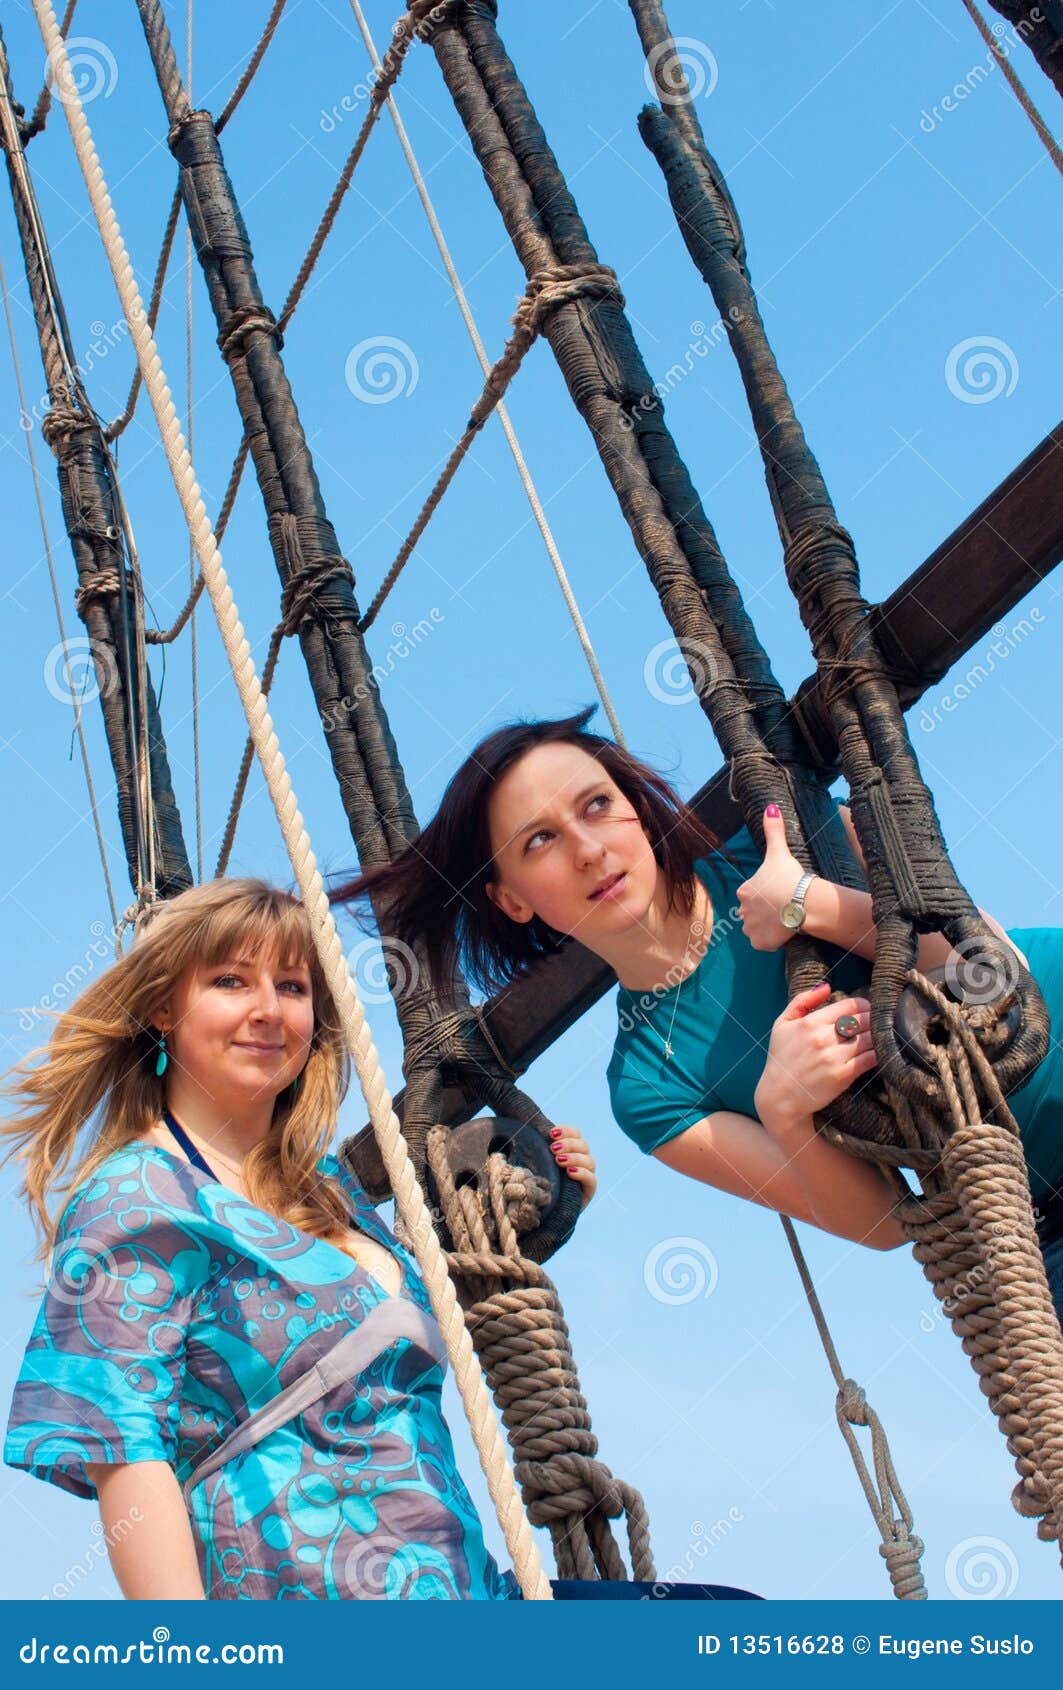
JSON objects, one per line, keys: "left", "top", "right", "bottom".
{"left": 329, "top": 709, "right": 1063, "bottom": 1318}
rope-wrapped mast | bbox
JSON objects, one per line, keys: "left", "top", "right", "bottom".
{"left": 428, "top": 6, "right": 861, "bottom": 893}
{"left": 629, "top": 0, "right": 1063, "bottom": 1557}
{"left": 132, "top": 0, "right": 652, "bottom": 1581}
{"left": 0, "top": 26, "right": 191, "bottom": 899}
{"left": 129, "top": 0, "right": 554, "bottom": 1196}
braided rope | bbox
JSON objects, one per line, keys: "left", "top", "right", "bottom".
{"left": 779, "top": 1217, "right": 926, "bottom": 1598}
{"left": 426, "top": 1129, "right": 655, "bottom": 1583}
{"left": 33, "top": 0, "right": 551, "bottom": 1599}
{"left": 358, "top": 262, "right": 623, "bottom": 632}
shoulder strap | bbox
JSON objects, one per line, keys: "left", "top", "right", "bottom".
{"left": 182, "top": 1298, "right": 446, "bottom": 1497}
{"left": 163, "top": 1110, "right": 218, "bottom": 1179}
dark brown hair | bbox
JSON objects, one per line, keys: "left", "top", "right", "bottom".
{"left": 328, "top": 707, "right": 733, "bottom": 998}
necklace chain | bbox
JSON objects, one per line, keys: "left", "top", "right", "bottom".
{"left": 636, "top": 898, "right": 711, "bottom": 1061}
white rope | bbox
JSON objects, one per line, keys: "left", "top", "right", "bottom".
{"left": 32, "top": 0, "right": 551, "bottom": 1601}
{"left": 347, "top": 0, "right": 627, "bottom": 747}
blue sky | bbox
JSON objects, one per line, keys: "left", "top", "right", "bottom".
{"left": 0, "top": 0, "right": 1061, "bottom": 1602}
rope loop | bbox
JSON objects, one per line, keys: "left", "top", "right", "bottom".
{"left": 73, "top": 566, "right": 125, "bottom": 617}
{"left": 217, "top": 301, "right": 283, "bottom": 361}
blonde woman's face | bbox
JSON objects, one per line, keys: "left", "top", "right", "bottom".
{"left": 155, "top": 946, "right": 315, "bottom": 1108}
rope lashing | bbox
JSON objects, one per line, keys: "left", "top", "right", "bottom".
{"left": 217, "top": 302, "right": 283, "bottom": 362}
{"left": 108, "top": 4, "right": 289, "bottom": 443}
{"left": 358, "top": 262, "right": 624, "bottom": 632}
{"left": 114, "top": 882, "right": 162, "bottom": 957}
{"left": 427, "top": 1129, "right": 655, "bottom": 1583}
{"left": 876, "top": 971, "right": 1063, "bottom": 1549}
{"left": 36, "top": 0, "right": 552, "bottom": 1594}
{"left": 73, "top": 567, "right": 125, "bottom": 618}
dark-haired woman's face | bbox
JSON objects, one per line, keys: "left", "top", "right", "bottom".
{"left": 485, "top": 742, "right": 660, "bottom": 944}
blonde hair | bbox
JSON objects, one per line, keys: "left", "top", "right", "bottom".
{"left": 1, "top": 879, "right": 353, "bottom": 1253}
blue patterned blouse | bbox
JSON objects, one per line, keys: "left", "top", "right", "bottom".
{"left": 5, "top": 1145, "right": 510, "bottom": 1601}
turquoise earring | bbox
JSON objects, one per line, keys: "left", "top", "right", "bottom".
{"left": 290, "top": 1073, "right": 300, "bottom": 1097}
{"left": 155, "top": 1033, "right": 168, "bottom": 1078}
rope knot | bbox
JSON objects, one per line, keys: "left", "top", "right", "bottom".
{"left": 41, "top": 403, "right": 82, "bottom": 447}
{"left": 217, "top": 303, "right": 283, "bottom": 361}
{"left": 73, "top": 566, "right": 126, "bottom": 618}
{"left": 838, "top": 1378, "right": 869, "bottom": 1426}
{"left": 495, "top": 1158, "right": 551, "bottom": 1237}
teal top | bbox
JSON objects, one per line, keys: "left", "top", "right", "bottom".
{"left": 607, "top": 803, "right": 1063, "bottom": 1203}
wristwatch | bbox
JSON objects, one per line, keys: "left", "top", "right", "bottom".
{"left": 780, "top": 871, "right": 815, "bottom": 931}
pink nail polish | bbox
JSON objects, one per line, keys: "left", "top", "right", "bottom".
{"left": 557, "top": 1154, "right": 569, "bottom": 1164}
{"left": 549, "top": 1127, "right": 561, "bottom": 1139}
{"left": 765, "top": 803, "right": 780, "bottom": 818}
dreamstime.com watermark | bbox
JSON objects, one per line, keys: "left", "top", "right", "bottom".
{"left": 620, "top": 310, "right": 742, "bottom": 433}
{"left": 644, "top": 36, "right": 719, "bottom": 104}
{"left": 618, "top": 901, "right": 741, "bottom": 1036}
{"left": 44, "top": 635, "right": 122, "bottom": 710}
{"left": 943, "top": 1535, "right": 1020, "bottom": 1600}
{"left": 647, "top": 1509, "right": 745, "bottom": 1596}
{"left": 344, "top": 337, "right": 419, "bottom": 404}
{"left": 643, "top": 1236, "right": 719, "bottom": 1305}
{"left": 20, "top": 315, "right": 135, "bottom": 435}
{"left": 643, "top": 634, "right": 720, "bottom": 706}
{"left": 945, "top": 336, "right": 1019, "bottom": 404}
{"left": 42, "top": 36, "right": 118, "bottom": 111}
{"left": 916, "top": 609, "right": 1044, "bottom": 734}
{"left": 17, "top": 916, "right": 120, "bottom": 1035}
{"left": 19, "top": 1629, "right": 283, "bottom": 1666}
{"left": 43, "top": 1512, "right": 143, "bottom": 1600}
{"left": 318, "top": 4, "right": 451, "bottom": 132}
{"left": 918, "top": 8, "right": 1046, "bottom": 135}
{"left": 320, "top": 611, "right": 445, "bottom": 731}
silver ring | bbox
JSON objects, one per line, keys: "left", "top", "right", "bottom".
{"left": 834, "top": 1014, "right": 860, "bottom": 1043}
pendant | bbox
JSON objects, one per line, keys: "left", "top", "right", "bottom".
{"left": 664, "top": 1041, "right": 673, "bottom": 1059}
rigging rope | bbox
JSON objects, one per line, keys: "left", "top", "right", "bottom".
{"left": 32, "top": 0, "right": 552, "bottom": 1598}
{"left": 961, "top": 0, "right": 1063, "bottom": 175}
{"left": 20, "top": 0, "right": 76, "bottom": 142}
{"left": 185, "top": 0, "right": 202, "bottom": 882}
{"left": 427, "top": 1128, "right": 654, "bottom": 1581}
{"left": 348, "top": 0, "right": 626, "bottom": 745}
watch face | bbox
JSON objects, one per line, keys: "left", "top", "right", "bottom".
{"left": 780, "top": 902, "right": 804, "bottom": 930}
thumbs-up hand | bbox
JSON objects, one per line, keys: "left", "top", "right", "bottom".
{"left": 735, "top": 803, "right": 808, "bottom": 952}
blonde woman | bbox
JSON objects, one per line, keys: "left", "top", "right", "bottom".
{"left": 2, "top": 879, "right": 593, "bottom": 1601}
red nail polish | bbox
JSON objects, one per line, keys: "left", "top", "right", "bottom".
{"left": 765, "top": 803, "right": 780, "bottom": 818}
{"left": 549, "top": 1127, "right": 561, "bottom": 1138}
{"left": 557, "top": 1154, "right": 569, "bottom": 1164}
